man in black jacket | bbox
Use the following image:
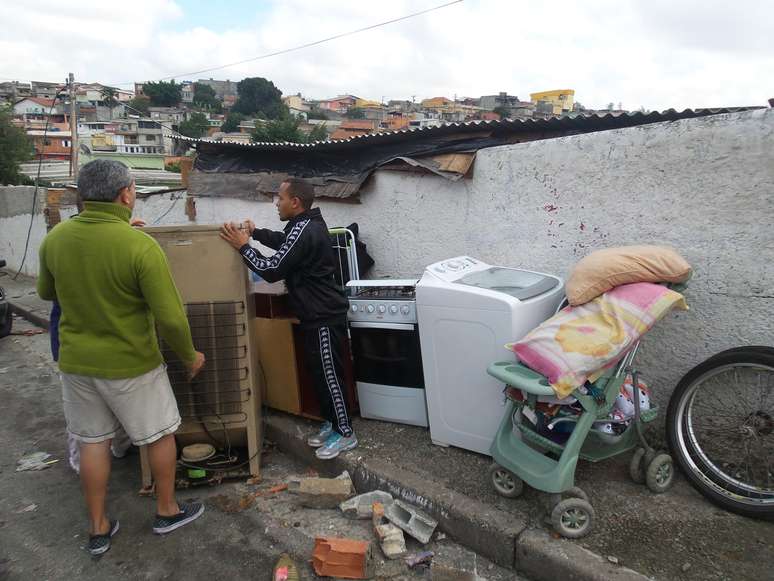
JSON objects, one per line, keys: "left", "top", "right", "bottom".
{"left": 220, "top": 178, "right": 356, "bottom": 460}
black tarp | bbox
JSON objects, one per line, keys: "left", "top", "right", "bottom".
{"left": 185, "top": 108, "right": 760, "bottom": 199}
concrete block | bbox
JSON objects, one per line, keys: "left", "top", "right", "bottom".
{"left": 385, "top": 499, "right": 438, "bottom": 545}
{"left": 374, "top": 523, "right": 407, "bottom": 560}
{"left": 288, "top": 475, "right": 353, "bottom": 509}
{"left": 371, "top": 501, "right": 406, "bottom": 560}
{"left": 340, "top": 490, "right": 394, "bottom": 519}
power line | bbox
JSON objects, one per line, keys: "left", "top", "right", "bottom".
{"left": 108, "top": 0, "right": 464, "bottom": 86}
{"left": 14, "top": 88, "right": 67, "bottom": 280}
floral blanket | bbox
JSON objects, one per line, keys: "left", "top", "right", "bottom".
{"left": 511, "top": 282, "right": 688, "bottom": 398}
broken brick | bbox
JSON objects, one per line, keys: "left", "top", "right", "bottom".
{"left": 312, "top": 537, "right": 374, "bottom": 579}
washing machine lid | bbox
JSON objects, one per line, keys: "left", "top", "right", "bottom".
{"left": 454, "top": 267, "right": 559, "bottom": 300}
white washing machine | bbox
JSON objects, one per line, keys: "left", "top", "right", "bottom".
{"left": 416, "top": 256, "right": 564, "bottom": 455}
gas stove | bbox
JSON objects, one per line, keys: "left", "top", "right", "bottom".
{"left": 346, "top": 279, "right": 418, "bottom": 324}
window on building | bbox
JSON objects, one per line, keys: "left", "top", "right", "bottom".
{"left": 138, "top": 121, "right": 157, "bottom": 129}
{"left": 145, "top": 134, "right": 155, "bottom": 142}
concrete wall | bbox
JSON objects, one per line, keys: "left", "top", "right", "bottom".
{"left": 0, "top": 186, "right": 78, "bottom": 276}
{"left": 3, "top": 109, "right": 772, "bottom": 405}
{"left": 134, "top": 109, "right": 774, "bottom": 405}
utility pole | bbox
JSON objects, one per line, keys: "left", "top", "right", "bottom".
{"left": 68, "top": 72, "right": 79, "bottom": 181}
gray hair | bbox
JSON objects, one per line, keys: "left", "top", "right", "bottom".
{"left": 77, "top": 159, "right": 134, "bottom": 202}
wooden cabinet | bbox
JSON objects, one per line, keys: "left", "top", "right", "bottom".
{"left": 253, "top": 317, "right": 358, "bottom": 420}
{"left": 253, "top": 317, "right": 303, "bottom": 414}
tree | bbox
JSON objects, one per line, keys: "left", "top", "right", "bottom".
{"left": 492, "top": 105, "right": 510, "bottom": 119}
{"left": 127, "top": 96, "right": 150, "bottom": 117}
{"left": 100, "top": 86, "right": 119, "bottom": 120}
{"left": 192, "top": 83, "right": 221, "bottom": 112}
{"left": 252, "top": 117, "right": 304, "bottom": 143}
{"left": 143, "top": 80, "right": 182, "bottom": 107}
{"left": 178, "top": 112, "right": 209, "bottom": 138}
{"left": 307, "top": 107, "right": 329, "bottom": 120}
{"left": 307, "top": 123, "right": 329, "bottom": 142}
{"left": 251, "top": 117, "right": 329, "bottom": 144}
{"left": 233, "top": 77, "right": 284, "bottom": 119}
{"left": 100, "top": 86, "right": 119, "bottom": 108}
{"left": 346, "top": 108, "right": 366, "bottom": 119}
{"left": 220, "top": 112, "right": 245, "bottom": 133}
{"left": 0, "top": 104, "right": 33, "bottom": 184}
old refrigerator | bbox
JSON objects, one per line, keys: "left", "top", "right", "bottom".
{"left": 141, "top": 225, "right": 263, "bottom": 481}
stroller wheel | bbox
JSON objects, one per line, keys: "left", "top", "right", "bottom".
{"left": 646, "top": 453, "right": 675, "bottom": 493}
{"left": 489, "top": 463, "right": 524, "bottom": 498}
{"left": 551, "top": 498, "right": 595, "bottom": 539}
{"left": 563, "top": 486, "right": 589, "bottom": 503}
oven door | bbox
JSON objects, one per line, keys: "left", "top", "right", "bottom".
{"left": 348, "top": 321, "right": 424, "bottom": 389}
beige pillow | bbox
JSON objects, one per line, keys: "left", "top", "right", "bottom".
{"left": 566, "top": 245, "right": 692, "bottom": 306}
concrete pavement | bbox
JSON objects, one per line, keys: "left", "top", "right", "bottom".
{"left": 4, "top": 268, "right": 773, "bottom": 581}
{"left": 0, "top": 316, "right": 522, "bottom": 581}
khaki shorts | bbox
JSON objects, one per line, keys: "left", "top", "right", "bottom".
{"left": 62, "top": 364, "right": 181, "bottom": 446}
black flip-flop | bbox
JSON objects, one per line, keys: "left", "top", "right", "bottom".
{"left": 87, "top": 519, "right": 119, "bottom": 556}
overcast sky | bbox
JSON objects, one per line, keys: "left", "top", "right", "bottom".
{"left": 1, "top": 0, "right": 772, "bottom": 110}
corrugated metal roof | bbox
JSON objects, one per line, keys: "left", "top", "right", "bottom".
{"left": 169, "top": 107, "right": 762, "bottom": 152}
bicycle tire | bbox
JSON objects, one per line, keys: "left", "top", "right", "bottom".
{"left": 666, "top": 346, "right": 774, "bottom": 519}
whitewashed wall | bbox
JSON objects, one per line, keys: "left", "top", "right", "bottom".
{"left": 3, "top": 109, "right": 773, "bottom": 404}
{"left": 0, "top": 186, "right": 78, "bottom": 277}
{"left": 135, "top": 109, "right": 774, "bottom": 405}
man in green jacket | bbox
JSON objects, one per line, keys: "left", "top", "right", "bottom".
{"left": 38, "top": 159, "right": 206, "bottom": 555}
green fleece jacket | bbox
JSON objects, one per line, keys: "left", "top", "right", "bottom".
{"left": 37, "top": 201, "right": 196, "bottom": 378}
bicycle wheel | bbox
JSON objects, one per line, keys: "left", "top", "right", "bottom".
{"left": 667, "top": 347, "right": 774, "bottom": 519}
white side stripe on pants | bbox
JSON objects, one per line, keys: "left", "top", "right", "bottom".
{"left": 318, "top": 326, "right": 351, "bottom": 435}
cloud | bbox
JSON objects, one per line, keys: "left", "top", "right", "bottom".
{"left": 0, "top": 0, "right": 771, "bottom": 110}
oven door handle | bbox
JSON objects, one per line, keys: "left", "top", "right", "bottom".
{"left": 349, "top": 321, "right": 416, "bottom": 331}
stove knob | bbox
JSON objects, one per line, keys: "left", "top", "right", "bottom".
{"left": 400, "top": 305, "right": 410, "bottom": 315}
{"left": 350, "top": 304, "right": 359, "bottom": 313}
{"left": 366, "top": 304, "right": 375, "bottom": 313}
{"left": 389, "top": 305, "right": 398, "bottom": 314}
{"left": 377, "top": 305, "right": 386, "bottom": 314}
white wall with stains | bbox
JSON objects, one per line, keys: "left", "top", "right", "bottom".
{"left": 3, "top": 109, "right": 772, "bottom": 404}
{"left": 135, "top": 108, "right": 774, "bottom": 406}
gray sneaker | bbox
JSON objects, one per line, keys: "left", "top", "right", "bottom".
{"left": 315, "top": 432, "right": 358, "bottom": 460}
{"left": 152, "top": 502, "right": 204, "bottom": 535}
{"left": 307, "top": 421, "right": 333, "bottom": 448}
{"left": 87, "top": 519, "right": 119, "bottom": 556}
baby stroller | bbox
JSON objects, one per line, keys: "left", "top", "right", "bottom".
{"left": 486, "top": 282, "right": 687, "bottom": 539}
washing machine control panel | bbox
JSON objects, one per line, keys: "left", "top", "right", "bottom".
{"left": 427, "top": 256, "right": 487, "bottom": 280}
